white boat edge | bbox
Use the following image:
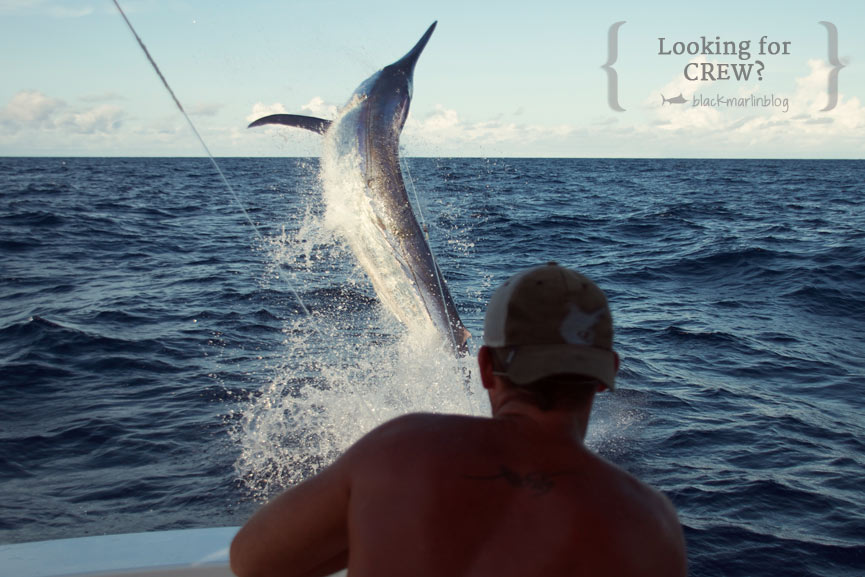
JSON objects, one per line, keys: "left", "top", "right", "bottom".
{"left": 0, "top": 527, "right": 348, "bottom": 577}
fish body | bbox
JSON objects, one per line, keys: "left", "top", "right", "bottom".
{"left": 250, "top": 23, "right": 469, "bottom": 355}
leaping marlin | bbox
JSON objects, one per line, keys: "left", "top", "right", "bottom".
{"left": 249, "top": 22, "right": 470, "bottom": 356}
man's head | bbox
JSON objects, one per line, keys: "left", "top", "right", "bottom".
{"left": 481, "top": 263, "right": 618, "bottom": 409}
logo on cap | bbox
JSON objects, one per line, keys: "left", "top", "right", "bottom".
{"left": 560, "top": 303, "right": 605, "bottom": 346}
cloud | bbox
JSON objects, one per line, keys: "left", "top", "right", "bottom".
{"left": 0, "top": 90, "right": 125, "bottom": 134}
{"left": 722, "top": 59, "right": 865, "bottom": 149}
{"left": 245, "top": 99, "right": 577, "bottom": 151}
{"left": 632, "top": 57, "right": 865, "bottom": 155}
{"left": 301, "top": 97, "right": 337, "bottom": 118}
{"left": 404, "top": 104, "right": 578, "bottom": 149}
{"left": 410, "top": 105, "right": 459, "bottom": 134}
{"left": 644, "top": 56, "right": 728, "bottom": 132}
{"left": 791, "top": 59, "right": 865, "bottom": 126}
{"left": 246, "top": 102, "right": 287, "bottom": 124}
{"left": 0, "top": 90, "right": 65, "bottom": 131}
{"left": 65, "top": 105, "right": 124, "bottom": 134}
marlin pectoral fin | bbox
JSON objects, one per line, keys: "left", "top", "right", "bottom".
{"left": 247, "top": 114, "right": 332, "bottom": 134}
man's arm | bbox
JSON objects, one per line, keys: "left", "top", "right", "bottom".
{"left": 649, "top": 489, "right": 688, "bottom": 577}
{"left": 230, "top": 456, "right": 351, "bottom": 577}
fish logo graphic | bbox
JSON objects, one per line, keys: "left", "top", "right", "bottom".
{"left": 559, "top": 304, "right": 606, "bottom": 346}
{"left": 661, "top": 93, "right": 687, "bottom": 105}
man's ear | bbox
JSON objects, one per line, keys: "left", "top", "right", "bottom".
{"left": 604, "top": 351, "right": 621, "bottom": 392}
{"left": 596, "top": 351, "right": 620, "bottom": 392}
{"left": 477, "top": 346, "right": 496, "bottom": 390}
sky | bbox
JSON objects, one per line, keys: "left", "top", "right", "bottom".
{"left": 0, "top": 0, "right": 863, "bottom": 158}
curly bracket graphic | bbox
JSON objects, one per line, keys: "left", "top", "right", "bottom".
{"left": 818, "top": 21, "right": 844, "bottom": 112}
{"left": 602, "top": 21, "right": 626, "bottom": 112}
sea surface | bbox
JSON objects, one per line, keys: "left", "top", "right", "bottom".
{"left": 1, "top": 157, "right": 863, "bottom": 576}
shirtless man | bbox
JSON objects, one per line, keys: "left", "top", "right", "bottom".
{"left": 230, "top": 262, "right": 688, "bottom": 577}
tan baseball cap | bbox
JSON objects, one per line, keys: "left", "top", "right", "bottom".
{"left": 483, "top": 262, "right": 617, "bottom": 390}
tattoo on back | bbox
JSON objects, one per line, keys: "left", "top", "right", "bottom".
{"left": 464, "top": 465, "right": 578, "bottom": 496}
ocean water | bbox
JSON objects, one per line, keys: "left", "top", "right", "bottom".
{"left": 1, "top": 157, "right": 863, "bottom": 576}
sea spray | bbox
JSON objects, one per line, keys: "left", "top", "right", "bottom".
{"left": 233, "top": 151, "right": 483, "bottom": 500}
{"left": 320, "top": 98, "right": 447, "bottom": 336}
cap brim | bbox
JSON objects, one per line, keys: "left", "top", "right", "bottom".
{"left": 504, "top": 345, "right": 616, "bottom": 390}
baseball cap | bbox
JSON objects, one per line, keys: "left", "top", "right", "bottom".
{"left": 483, "top": 262, "right": 616, "bottom": 390}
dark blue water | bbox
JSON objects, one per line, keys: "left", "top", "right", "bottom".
{"left": 1, "top": 157, "right": 863, "bottom": 576}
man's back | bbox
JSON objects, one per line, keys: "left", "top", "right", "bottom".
{"left": 230, "top": 264, "right": 688, "bottom": 577}
{"left": 346, "top": 413, "right": 686, "bottom": 577}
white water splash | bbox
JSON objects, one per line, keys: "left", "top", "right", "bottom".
{"left": 233, "top": 151, "right": 483, "bottom": 500}
{"left": 320, "top": 101, "right": 445, "bottom": 335}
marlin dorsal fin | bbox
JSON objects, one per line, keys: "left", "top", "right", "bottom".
{"left": 247, "top": 114, "right": 332, "bottom": 134}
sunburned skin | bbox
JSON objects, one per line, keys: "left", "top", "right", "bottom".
{"left": 230, "top": 346, "right": 687, "bottom": 577}
{"left": 464, "top": 464, "right": 580, "bottom": 496}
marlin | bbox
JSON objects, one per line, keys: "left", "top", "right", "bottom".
{"left": 249, "top": 22, "right": 470, "bottom": 356}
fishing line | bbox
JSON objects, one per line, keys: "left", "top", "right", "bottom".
{"left": 402, "top": 158, "right": 477, "bottom": 409}
{"left": 112, "top": 1, "right": 383, "bottom": 423}
{"left": 400, "top": 156, "right": 459, "bottom": 349}
{"left": 111, "top": 0, "right": 315, "bottom": 320}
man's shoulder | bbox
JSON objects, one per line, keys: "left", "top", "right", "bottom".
{"left": 592, "top": 456, "right": 684, "bottom": 557}
{"left": 354, "top": 412, "right": 486, "bottom": 448}
{"left": 340, "top": 413, "right": 484, "bottom": 483}
{"left": 591, "top": 452, "right": 679, "bottom": 517}
{"left": 382, "top": 412, "right": 485, "bottom": 429}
